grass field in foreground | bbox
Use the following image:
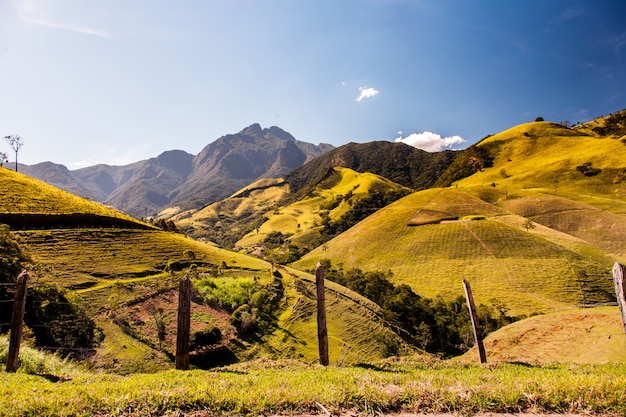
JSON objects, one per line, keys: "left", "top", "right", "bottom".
{"left": 1, "top": 357, "right": 626, "bottom": 417}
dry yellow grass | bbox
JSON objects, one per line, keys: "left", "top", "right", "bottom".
{"left": 0, "top": 168, "right": 138, "bottom": 222}
{"left": 460, "top": 306, "right": 626, "bottom": 364}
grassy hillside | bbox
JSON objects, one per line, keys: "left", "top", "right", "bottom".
{"left": 171, "top": 177, "right": 289, "bottom": 245}
{"left": 0, "top": 168, "right": 137, "bottom": 220}
{"left": 172, "top": 167, "right": 411, "bottom": 257}
{"left": 295, "top": 120, "right": 626, "bottom": 317}
{"left": 461, "top": 306, "right": 626, "bottom": 364}
{"left": 236, "top": 167, "right": 411, "bottom": 250}
{"left": 295, "top": 189, "right": 615, "bottom": 315}
{"left": 16, "top": 226, "right": 403, "bottom": 371}
{"left": 0, "top": 168, "right": 405, "bottom": 372}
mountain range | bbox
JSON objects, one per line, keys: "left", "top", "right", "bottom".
{"left": 20, "top": 124, "right": 333, "bottom": 218}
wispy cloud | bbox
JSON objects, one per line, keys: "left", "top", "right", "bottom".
{"left": 395, "top": 131, "right": 465, "bottom": 152}
{"left": 12, "top": 0, "right": 111, "bottom": 38}
{"left": 356, "top": 86, "right": 379, "bottom": 102}
{"left": 557, "top": 7, "right": 584, "bottom": 21}
{"left": 605, "top": 31, "right": 626, "bottom": 57}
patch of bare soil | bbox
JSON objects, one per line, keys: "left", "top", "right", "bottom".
{"left": 123, "top": 289, "right": 233, "bottom": 353}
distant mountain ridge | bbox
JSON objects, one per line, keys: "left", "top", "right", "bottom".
{"left": 20, "top": 124, "right": 333, "bottom": 218}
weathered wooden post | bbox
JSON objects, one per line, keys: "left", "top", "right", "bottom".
{"left": 315, "top": 262, "right": 329, "bottom": 366}
{"left": 613, "top": 262, "right": 626, "bottom": 335}
{"left": 6, "top": 270, "right": 29, "bottom": 373}
{"left": 175, "top": 275, "right": 192, "bottom": 370}
{"left": 463, "top": 279, "right": 487, "bottom": 364}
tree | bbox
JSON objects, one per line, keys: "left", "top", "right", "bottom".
{"left": 523, "top": 219, "right": 536, "bottom": 232}
{"left": 3, "top": 135, "right": 23, "bottom": 172}
{"left": 0, "top": 151, "right": 8, "bottom": 167}
{"left": 0, "top": 224, "right": 31, "bottom": 283}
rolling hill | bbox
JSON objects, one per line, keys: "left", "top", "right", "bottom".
{"left": 294, "top": 116, "right": 626, "bottom": 317}
{"left": 1, "top": 167, "right": 406, "bottom": 372}
{"left": 171, "top": 166, "right": 412, "bottom": 253}
{"left": 460, "top": 306, "right": 626, "bottom": 364}
{"left": 3, "top": 110, "right": 626, "bottom": 370}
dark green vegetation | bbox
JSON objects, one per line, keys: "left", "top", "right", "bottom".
{"left": 317, "top": 259, "right": 520, "bottom": 356}
{"left": 0, "top": 225, "right": 99, "bottom": 358}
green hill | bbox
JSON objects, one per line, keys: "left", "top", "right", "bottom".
{"left": 172, "top": 167, "right": 412, "bottom": 257}
{"left": 0, "top": 167, "right": 139, "bottom": 221}
{"left": 295, "top": 118, "right": 626, "bottom": 317}
{"left": 2, "top": 168, "right": 405, "bottom": 372}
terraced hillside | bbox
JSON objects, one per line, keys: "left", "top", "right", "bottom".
{"left": 2, "top": 168, "right": 405, "bottom": 371}
{"left": 0, "top": 167, "right": 144, "bottom": 226}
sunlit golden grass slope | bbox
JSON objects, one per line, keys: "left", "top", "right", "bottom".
{"left": 172, "top": 167, "right": 410, "bottom": 250}
{"left": 237, "top": 167, "right": 411, "bottom": 248}
{"left": 460, "top": 306, "right": 626, "bottom": 364}
{"left": 457, "top": 121, "right": 626, "bottom": 202}
{"left": 174, "top": 177, "right": 289, "bottom": 230}
{"left": 295, "top": 188, "right": 614, "bottom": 316}
{"left": 296, "top": 121, "right": 626, "bottom": 317}
{"left": 0, "top": 168, "right": 136, "bottom": 221}
{"left": 3, "top": 168, "right": 405, "bottom": 369}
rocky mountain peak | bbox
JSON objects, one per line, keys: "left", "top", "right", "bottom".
{"left": 239, "top": 123, "right": 264, "bottom": 136}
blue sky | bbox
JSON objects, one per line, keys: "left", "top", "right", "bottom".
{"left": 1, "top": 0, "right": 625, "bottom": 168}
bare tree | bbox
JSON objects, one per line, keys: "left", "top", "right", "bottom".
{"left": 0, "top": 151, "right": 8, "bottom": 167}
{"left": 3, "top": 135, "right": 23, "bottom": 172}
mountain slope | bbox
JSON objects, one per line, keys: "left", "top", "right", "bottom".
{"left": 294, "top": 119, "right": 626, "bottom": 316}
{"left": 460, "top": 306, "right": 626, "bottom": 364}
{"left": 172, "top": 167, "right": 412, "bottom": 254}
{"left": 20, "top": 124, "right": 332, "bottom": 218}
{"left": 285, "top": 140, "right": 457, "bottom": 195}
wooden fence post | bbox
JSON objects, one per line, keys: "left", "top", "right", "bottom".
{"left": 315, "top": 262, "right": 329, "bottom": 366}
{"left": 613, "top": 262, "right": 626, "bottom": 336}
{"left": 463, "top": 279, "right": 487, "bottom": 364}
{"left": 6, "top": 270, "right": 29, "bottom": 373}
{"left": 176, "top": 275, "right": 191, "bottom": 370}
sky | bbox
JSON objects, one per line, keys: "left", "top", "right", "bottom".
{"left": 1, "top": 0, "right": 625, "bottom": 168}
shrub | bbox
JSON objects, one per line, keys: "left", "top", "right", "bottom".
{"left": 229, "top": 304, "right": 258, "bottom": 336}
{"left": 190, "top": 327, "right": 222, "bottom": 351}
{"left": 0, "top": 224, "right": 31, "bottom": 283}
{"left": 576, "top": 162, "right": 602, "bottom": 177}
{"left": 24, "top": 285, "right": 101, "bottom": 357}
{"left": 164, "top": 259, "right": 183, "bottom": 273}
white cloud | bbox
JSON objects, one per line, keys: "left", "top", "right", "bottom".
{"left": 395, "top": 131, "right": 466, "bottom": 152}
{"left": 12, "top": 0, "right": 111, "bottom": 38}
{"left": 356, "top": 86, "right": 379, "bottom": 102}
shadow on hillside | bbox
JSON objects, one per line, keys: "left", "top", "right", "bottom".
{"left": 190, "top": 346, "right": 239, "bottom": 370}
{"left": 353, "top": 363, "right": 408, "bottom": 373}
